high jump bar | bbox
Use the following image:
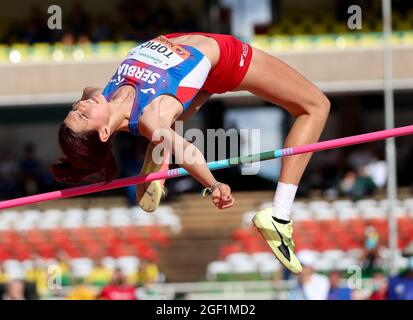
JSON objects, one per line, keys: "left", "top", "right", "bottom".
{"left": 1, "top": 124, "right": 413, "bottom": 210}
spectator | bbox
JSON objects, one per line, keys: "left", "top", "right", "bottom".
{"left": 0, "top": 263, "right": 10, "bottom": 284}
{"left": 339, "top": 168, "right": 376, "bottom": 200}
{"left": 24, "top": 255, "right": 48, "bottom": 297}
{"left": 327, "top": 271, "right": 352, "bottom": 300}
{"left": 364, "top": 156, "right": 387, "bottom": 189}
{"left": 98, "top": 268, "right": 137, "bottom": 300}
{"left": 61, "top": 32, "right": 75, "bottom": 46}
{"left": 85, "top": 258, "right": 112, "bottom": 287}
{"left": 369, "top": 272, "right": 388, "bottom": 300}
{"left": 388, "top": 242, "right": 413, "bottom": 300}
{"left": 2, "top": 280, "right": 26, "bottom": 300}
{"left": 77, "top": 34, "right": 91, "bottom": 45}
{"left": 129, "top": 259, "right": 160, "bottom": 286}
{"left": 19, "top": 142, "right": 42, "bottom": 196}
{"left": 289, "top": 250, "right": 330, "bottom": 300}
{"left": 0, "top": 154, "right": 19, "bottom": 199}
{"left": 55, "top": 250, "right": 73, "bottom": 286}
{"left": 360, "top": 226, "right": 382, "bottom": 277}
{"left": 66, "top": 278, "right": 96, "bottom": 300}
{"left": 339, "top": 169, "right": 357, "bottom": 195}
{"left": 355, "top": 167, "right": 377, "bottom": 197}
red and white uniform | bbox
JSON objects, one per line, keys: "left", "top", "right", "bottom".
{"left": 164, "top": 32, "right": 253, "bottom": 94}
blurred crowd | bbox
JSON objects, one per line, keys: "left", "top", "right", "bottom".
{"left": 1, "top": 1, "right": 205, "bottom": 45}
{"left": 2, "top": 240, "right": 413, "bottom": 300}
{"left": 2, "top": 0, "right": 413, "bottom": 46}
{"left": 284, "top": 226, "right": 413, "bottom": 300}
{"left": 0, "top": 251, "right": 163, "bottom": 300}
{"left": 288, "top": 244, "right": 413, "bottom": 300}
{"left": 300, "top": 145, "right": 389, "bottom": 201}
{"left": 0, "top": 142, "right": 57, "bottom": 201}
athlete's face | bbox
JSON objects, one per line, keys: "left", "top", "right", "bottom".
{"left": 64, "top": 93, "right": 111, "bottom": 140}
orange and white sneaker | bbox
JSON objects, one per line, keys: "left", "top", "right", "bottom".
{"left": 136, "top": 143, "right": 170, "bottom": 213}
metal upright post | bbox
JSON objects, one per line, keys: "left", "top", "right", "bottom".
{"left": 382, "top": 0, "right": 399, "bottom": 276}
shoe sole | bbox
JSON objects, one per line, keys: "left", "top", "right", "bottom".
{"left": 137, "top": 180, "right": 163, "bottom": 213}
{"left": 136, "top": 144, "right": 165, "bottom": 213}
{"left": 252, "top": 213, "right": 302, "bottom": 274}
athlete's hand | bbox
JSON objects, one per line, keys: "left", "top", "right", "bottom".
{"left": 211, "top": 183, "right": 235, "bottom": 209}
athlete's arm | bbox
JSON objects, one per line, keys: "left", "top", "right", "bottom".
{"left": 139, "top": 106, "right": 235, "bottom": 210}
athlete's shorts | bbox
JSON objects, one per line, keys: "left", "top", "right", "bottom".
{"left": 164, "top": 32, "right": 253, "bottom": 94}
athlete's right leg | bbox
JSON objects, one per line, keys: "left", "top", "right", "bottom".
{"left": 137, "top": 92, "right": 212, "bottom": 213}
{"left": 136, "top": 143, "right": 170, "bottom": 213}
{"left": 237, "top": 48, "right": 330, "bottom": 273}
{"left": 237, "top": 47, "right": 330, "bottom": 187}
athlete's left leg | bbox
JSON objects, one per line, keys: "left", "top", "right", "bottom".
{"left": 236, "top": 47, "right": 330, "bottom": 273}
{"left": 237, "top": 47, "right": 330, "bottom": 186}
{"left": 136, "top": 142, "right": 169, "bottom": 213}
{"left": 137, "top": 92, "right": 212, "bottom": 213}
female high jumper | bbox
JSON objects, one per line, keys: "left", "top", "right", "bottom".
{"left": 52, "top": 32, "right": 330, "bottom": 274}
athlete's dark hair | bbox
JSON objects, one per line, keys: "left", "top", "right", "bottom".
{"left": 51, "top": 123, "right": 117, "bottom": 184}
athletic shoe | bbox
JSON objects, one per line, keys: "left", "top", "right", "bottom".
{"left": 252, "top": 208, "right": 302, "bottom": 274}
{"left": 136, "top": 143, "right": 169, "bottom": 213}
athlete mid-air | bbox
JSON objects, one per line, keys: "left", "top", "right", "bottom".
{"left": 52, "top": 32, "right": 330, "bottom": 273}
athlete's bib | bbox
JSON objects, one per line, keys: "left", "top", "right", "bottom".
{"left": 102, "top": 36, "right": 211, "bottom": 136}
{"left": 126, "top": 36, "right": 190, "bottom": 70}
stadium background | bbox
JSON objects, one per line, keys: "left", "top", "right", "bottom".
{"left": 0, "top": 0, "right": 413, "bottom": 300}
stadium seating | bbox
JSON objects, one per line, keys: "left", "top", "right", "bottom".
{"left": 0, "top": 205, "right": 180, "bottom": 262}
{"left": 1, "top": 255, "right": 143, "bottom": 280}
{"left": 207, "top": 198, "right": 413, "bottom": 279}
{"left": 3, "top": 30, "right": 413, "bottom": 65}
{"left": 0, "top": 204, "right": 176, "bottom": 298}
{"left": 264, "top": 11, "right": 413, "bottom": 35}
